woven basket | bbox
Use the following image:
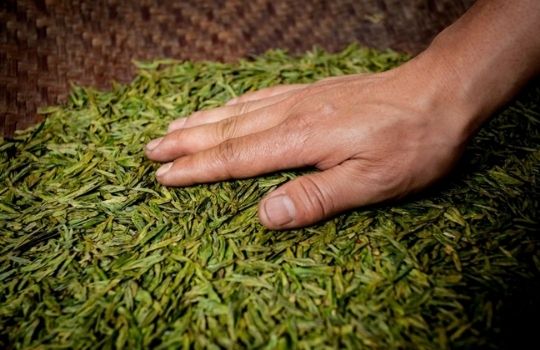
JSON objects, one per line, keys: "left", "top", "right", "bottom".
{"left": 0, "top": 0, "right": 473, "bottom": 137}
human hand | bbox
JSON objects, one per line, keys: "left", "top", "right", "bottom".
{"left": 145, "top": 0, "right": 540, "bottom": 230}
{"left": 145, "top": 56, "right": 477, "bottom": 230}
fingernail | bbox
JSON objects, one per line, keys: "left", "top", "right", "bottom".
{"left": 264, "top": 194, "right": 295, "bottom": 227}
{"left": 156, "top": 162, "right": 172, "bottom": 177}
{"left": 146, "top": 137, "right": 163, "bottom": 151}
{"left": 168, "top": 118, "right": 187, "bottom": 132}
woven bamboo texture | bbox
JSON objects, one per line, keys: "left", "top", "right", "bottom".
{"left": 0, "top": 0, "right": 473, "bottom": 136}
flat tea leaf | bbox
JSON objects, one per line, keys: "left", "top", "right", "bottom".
{"left": 0, "top": 45, "right": 539, "bottom": 349}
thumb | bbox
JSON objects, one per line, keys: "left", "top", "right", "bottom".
{"left": 258, "top": 162, "right": 380, "bottom": 229}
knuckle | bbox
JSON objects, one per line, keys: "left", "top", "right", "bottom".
{"left": 182, "top": 116, "right": 191, "bottom": 128}
{"left": 237, "top": 91, "right": 256, "bottom": 103}
{"left": 161, "top": 129, "right": 187, "bottom": 155}
{"left": 281, "top": 112, "right": 316, "bottom": 149}
{"left": 215, "top": 117, "right": 239, "bottom": 141}
{"left": 295, "top": 176, "right": 334, "bottom": 221}
{"left": 216, "top": 139, "right": 239, "bottom": 166}
{"left": 286, "top": 111, "right": 315, "bottom": 132}
{"left": 235, "top": 95, "right": 248, "bottom": 104}
{"left": 163, "top": 130, "right": 180, "bottom": 147}
{"left": 293, "top": 84, "right": 319, "bottom": 99}
{"left": 236, "top": 102, "right": 250, "bottom": 115}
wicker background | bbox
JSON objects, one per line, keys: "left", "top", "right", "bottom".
{"left": 0, "top": 0, "right": 474, "bottom": 137}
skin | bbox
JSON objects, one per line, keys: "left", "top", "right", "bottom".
{"left": 145, "top": 0, "right": 540, "bottom": 230}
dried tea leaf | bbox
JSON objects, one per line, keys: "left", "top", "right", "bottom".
{"left": 1, "top": 45, "right": 539, "bottom": 349}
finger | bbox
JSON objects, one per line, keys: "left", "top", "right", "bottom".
{"left": 258, "top": 161, "right": 385, "bottom": 229}
{"left": 154, "top": 124, "right": 312, "bottom": 186}
{"left": 223, "top": 75, "right": 361, "bottom": 111}
{"left": 168, "top": 91, "right": 294, "bottom": 132}
{"left": 316, "top": 73, "right": 366, "bottom": 84}
{"left": 225, "top": 84, "right": 307, "bottom": 106}
{"left": 169, "top": 78, "right": 353, "bottom": 131}
{"left": 147, "top": 105, "right": 289, "bottom": 162}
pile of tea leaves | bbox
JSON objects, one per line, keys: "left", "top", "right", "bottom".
{"left": 1, "top": 45, "right": 539, "bottom": 349}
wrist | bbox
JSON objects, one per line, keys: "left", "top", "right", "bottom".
{"left": 397, "top": 46, "right": 483, "bottom": 145}
{"left": 409, "top": 0, "right": 540, "bottom": 141}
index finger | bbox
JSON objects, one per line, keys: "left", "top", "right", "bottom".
{"left": 226, "top": 84, "right": 306, "bottom": 106}
{"left": 155, "top": 124, "right": 313, "bottom": 186}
